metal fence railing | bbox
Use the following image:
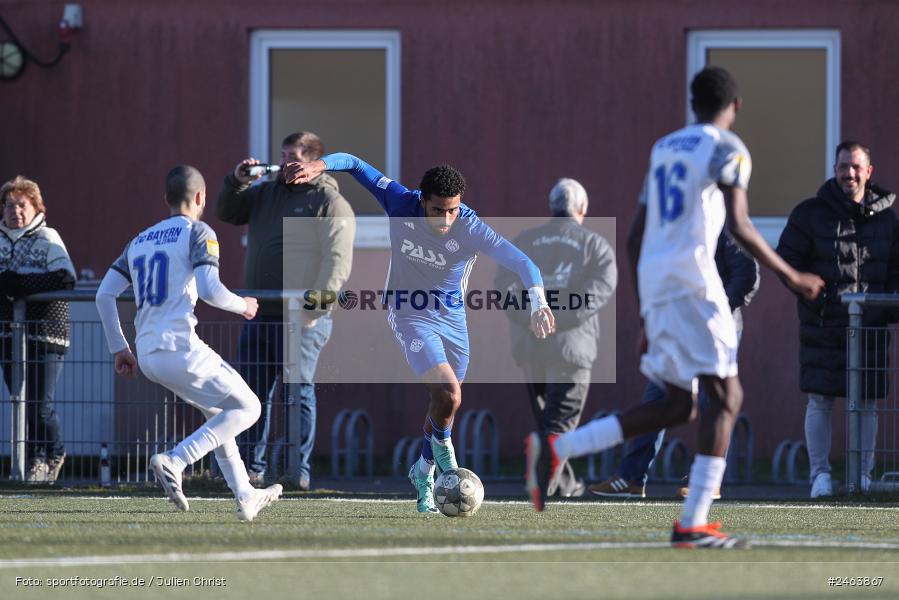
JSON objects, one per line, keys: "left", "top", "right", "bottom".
{"left": 843, "top": 293, "right": 899, "bottom": 493}
{"left": 1, "top": 289, "right": 301, "bottom": 485}
{"left": 7, "top": 289, "right": 899, "bottom": 490}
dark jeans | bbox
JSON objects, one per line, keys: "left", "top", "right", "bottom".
{"left": 617, "top": 382, "right": 711, "bottom": 484}
{"left": 237, "top": 314, "right": 331, "bottom": 480}
{"left": 1, "top": 347, "right": 65, "bottom": 462}
{"left": 525, "top": 362, "right": 591, "bottom": 496}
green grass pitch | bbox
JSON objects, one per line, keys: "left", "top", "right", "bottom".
{"left": 1, "top": 491, "right": 898, "bottom": 599}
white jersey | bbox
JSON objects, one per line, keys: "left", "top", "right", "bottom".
{"left": 111, "top": 215, "right": 221, "bottom": 354}
{"left": 637, "top": 124, "right": 751, "bottom": 314}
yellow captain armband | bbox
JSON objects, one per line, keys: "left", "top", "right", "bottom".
{"left": 735, "top": 155, "right": 752, "bottom": 186}
{"left": 206, "top": 239, "right": 220, "bottom": 258}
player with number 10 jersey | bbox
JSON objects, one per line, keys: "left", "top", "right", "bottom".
{"left": 111, "top": 216, "right": 219, "bottom": 353}
{"left": 95, "top": 165, "right": 282, "bottom": 522}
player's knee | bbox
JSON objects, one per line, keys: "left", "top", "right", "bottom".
{"left": 232, "top": 391, "right": 261, "bottom": 428}
{"left": 245, "top": 395, "right": 262, "bottom": 424}
{"left": 724, "top": 381, "right": 743, "bottom": 416}
{"left": 433, "top": 383, "right": 462, "bottom": 414}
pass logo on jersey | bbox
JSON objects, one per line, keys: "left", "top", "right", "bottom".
{"left": 206, "top": 239, "right": 220, "bottom": 258}
{"left": 400, "top": 239, "right": 447, "bottom": 267}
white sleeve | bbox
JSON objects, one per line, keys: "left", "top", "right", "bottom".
{"left": 527, "top": 285, "right": 549, "bottom": 314}
{"left": 195, "top": 264, "right": 248, "bottom": 314}
{"left": 95, "top": 269, "right": 131, "bottom": 354}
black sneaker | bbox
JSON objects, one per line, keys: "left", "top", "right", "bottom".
{"left": 671, "top": 520, "right": 748, "bottom": 549}
{"left": 524, "top": 432, "right": 561, "bottom": 512}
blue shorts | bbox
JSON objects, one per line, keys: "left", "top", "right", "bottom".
{"left": 387, "top": 308, "right": 469, "bottom": 382}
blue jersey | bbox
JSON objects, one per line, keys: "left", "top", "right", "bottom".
{"left": 322, "top": 153, "right": 542, "bottom": 316}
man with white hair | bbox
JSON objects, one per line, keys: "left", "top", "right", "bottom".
{"left": 496, "top": 178, "right": 617, "bottom": 496}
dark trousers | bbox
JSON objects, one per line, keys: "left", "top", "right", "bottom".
{"left": 617, "top": 323, "right": 742, "bottom": 484}
{"left": 617, "top": 382, "right": 711, "bottom": 484}
{"left": 525, "top": 362, "right": 591, "bottom": 496}
{"left": 1, "top": 346, "right": 65, "bottom": 462}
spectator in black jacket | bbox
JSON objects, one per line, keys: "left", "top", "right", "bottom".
{"left": 0, "top": 176, "right": 76, "bottom": 483}
{"left": 589, "top": 234, "right": 759, "bottom": 498}
{"left": 495, "top": 178, "right": 617, "bottom": 496}
{"left": 777, "top": 141, "right": 899, "bottom": 498}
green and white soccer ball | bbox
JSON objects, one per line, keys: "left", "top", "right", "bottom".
{"left": 434, "top": 468, "right": 485, "bottom": 517}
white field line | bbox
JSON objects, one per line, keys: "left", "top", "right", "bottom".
{"left": 4, "top": 495, "right": 897, "bottom": 512}
{"left": 1, "top": 538, "right": 899, "bottom": 569}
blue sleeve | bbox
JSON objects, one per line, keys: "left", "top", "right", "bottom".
{"left": 321, "top": 153, "right": 416, "bottom": 215}
{"left": 467, "top": 215, "right": 543, "bottom": 289}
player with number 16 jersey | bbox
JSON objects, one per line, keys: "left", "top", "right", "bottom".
{"left": 637, "top": 123, "right": 751, "bottom": 388}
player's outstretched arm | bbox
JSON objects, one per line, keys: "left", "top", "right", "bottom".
{"left": 480, "top": 236, "right": 556, "bottom": 338}
{"left": 195, "top": 265, "right": 256, "bottom": 319}
{"left": 722, "top": 184, "right": 824, "bottom": 300}
{"left": 95, "top": 269, "right": 138, "bottom": 377}
{"left": 286, "top": 153, "right": 413, "bottom": 213}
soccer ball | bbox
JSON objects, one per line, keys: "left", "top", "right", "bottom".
{"left": 434, "top": 468, "right": 484, "bottom": 517}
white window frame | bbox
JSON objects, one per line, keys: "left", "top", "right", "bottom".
{"left": 687, "top": 30, "right": 841, "bottom": 245}
{"left": 249, "top": 30, "right": 401, "bottom": 248}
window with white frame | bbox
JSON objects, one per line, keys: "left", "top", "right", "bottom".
{"left": 250, "top": 30, "right": 401, "bottom": 247}
{"left": 687, "top": 30, "right": 840, "bottom": 244}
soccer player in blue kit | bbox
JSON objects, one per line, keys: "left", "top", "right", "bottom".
{"left": 291, "top": 155, "right": 556, "bottom": 513}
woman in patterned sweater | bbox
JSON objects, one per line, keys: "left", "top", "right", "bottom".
{"left": 1, "top": 176, "right": 76, "bottom": 483}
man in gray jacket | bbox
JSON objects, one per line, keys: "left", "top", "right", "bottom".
{"left": 496, "top": 178, "right": 617, "bottom": 496}
{"left": 216, "top": 131, "right": 355, "bottom": 490}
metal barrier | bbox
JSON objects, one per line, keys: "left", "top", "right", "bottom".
{"left": 581, "top": 410, "right": 751, "bottom": 484}
{"left": 725, "top": 413, "right": 753, "bottom": 483}
{"left": 843, "top": 293, "right": 899, "bottom": 493}
{"left": 2, "top": 289, "right": 311, "bottom": 484}
{"left": 330, "top": 409, "right": 374, "bottom": 478}
{"left": 391, "top": 436, "right": 421, "bottom": 477}
{"left": 456, "top": 409, "right": 500, "bottom": 478}
{"left": 391, "top": 411, "right": 500, "bottom": 479}
{"left": 586, "top": 410, "right": 624, "bottom": 480}
{"left": 771, "top": 439, "right": 809, "bottom": 485}
{"left": 648, "top": 438, "right": 690, "bottom": 483}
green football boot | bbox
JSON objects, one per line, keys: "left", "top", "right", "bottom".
{"left": 431, "top": 436, "right": 459, "bottom": 474}
{"left": 408, "top": 463, "right": 438, "bottom": 514}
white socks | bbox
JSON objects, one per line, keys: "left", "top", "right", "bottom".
{"left": 418, "top": 456, "right": 435, "bottom": 478}
{"left": 169, "top": 393, "right": 261, "bottom": 480}
{"left": 554, "top": 416, "right": 623, "bottom": 460}
{"left": 171, "top": 425, "right": 221, "bottom": 469}
{"left": 679, "top": 455, "right": 726, "bottom": 528}
{"left": 214, "top": 439, "right": 254, "bottom": 501}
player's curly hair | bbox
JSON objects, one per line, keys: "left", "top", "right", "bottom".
{"left": 690, "top": 66, "right": 738, "bottom": 119}
{"left": 419, "top": 165, "right": 466, "bottom": 199}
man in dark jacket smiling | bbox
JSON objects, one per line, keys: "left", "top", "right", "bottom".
{"left": 777, "top": 141, "right": 899, "bottom": 498}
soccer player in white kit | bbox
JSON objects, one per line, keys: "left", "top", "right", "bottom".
{"left": 95, "top": 165, "right": 282, "bottom": 521}
{"left": 526, "top": 67, "right": 824, "bottom": 547}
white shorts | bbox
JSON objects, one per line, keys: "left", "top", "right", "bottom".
{"left": 640, "top": 291, "right": 738, "bottom": 392}
{"left": 139, "top": 342, "right": 256, "bottom": 414}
